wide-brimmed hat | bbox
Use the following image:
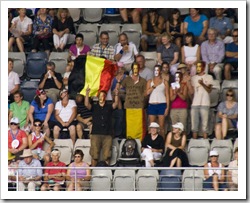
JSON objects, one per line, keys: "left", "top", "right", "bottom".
{"left": 172, "top": 122, "right": 184, "bottom": 131}
{"left": 149, "top": 122, "right": 160, "bottom": 128}
{"left": 8, "top": 152, "right": 16, "bottom": 160}
{"left": 177, "top": 63, "right": 187, "bottom": 70}
{"left": 10, "top": 117, "right": 19, "bottom": 124}
{"left": 209, "top": 150, "right": 219, "bottom": 157}
{"left": 60, "top": 88, "right": 68, "bottom": 96}
{"left": 20, "top": 149, "right": 33, "bottom": 158}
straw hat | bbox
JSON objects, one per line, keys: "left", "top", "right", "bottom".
{"left": 20, "top": 149, "right": 33, "bottom": 158}
{"left": 8, "top": 152, "right": 16, "bottom": 160}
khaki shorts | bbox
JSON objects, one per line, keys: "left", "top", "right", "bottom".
{"left": 90, "top": 134, "right": 112, "bottom": 161}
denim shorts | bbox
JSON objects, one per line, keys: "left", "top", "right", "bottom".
{"left": 148, "top": 103, "right": 167, "bottom": 115}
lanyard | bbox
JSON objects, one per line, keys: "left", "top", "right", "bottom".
{"left": 10, "top": 129, "right": 19, "bottom": 140}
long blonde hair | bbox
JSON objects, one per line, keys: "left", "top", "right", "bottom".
{"left": 57, "top": 8, "right": 70, "bottom": 20}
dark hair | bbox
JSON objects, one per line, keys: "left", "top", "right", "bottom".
{"left": 154, "top": 64, "right": 162, "bottom": 71}
{"left": 197, "top": 60, "right": 206, "bottom": 69}
{"left": 184, "top": 32, "right": 196, "bottom": 46}
{"left": 136, "top": 54, "right": 145, "bottom": 61}
{"left": 34, "top": 119, "right": 42, "bottom": 125}
{"left": 75, "top": 33, "right": 84, "bottom": 40}
{"left": 98, "top": 90, "right": 107, "bottom": 98}
{"left": 34, "top": 89, "right": 48, "bottom": 109}
{"left": 147, "top": 8, "right": 157, "bottom": 13}
{"left": 13, "top": 90, "right": 24, "bottom": 98}
{"left": 189, "top": 8, "right": 200, "bottom": 13}
{"left": 175, "top": 71, "right": 183, "bottom": 82}
{"left": 46, "top": 61, "right": 55, "bottom": 67}
{"left": 100, "top": 31, "right": 109, "bottom": 38}
{"left": 74, "top": 149, "right": 84, "bottom": 159}
{"left": 169, "top": 8, "right": 181, "bottom": 25}
{"left": 8, "top": 58, "right": 14, "bottom": 63}
{"left": 162, "top": 62, "right": 169, "bottom": 67}
{"left": 119, "top": 32, "right": 128, "bottom": 39}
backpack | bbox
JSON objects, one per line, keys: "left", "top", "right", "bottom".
{"left": 121, "top": 138, "right": 140, "bottom": 158}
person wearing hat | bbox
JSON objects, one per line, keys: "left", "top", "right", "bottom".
{"left": 38, "top": 61, "right": 63, "bottom": 105}
{"left": 18, "top": 149, "right": 43, "bottom": 191}
{"left": 141, "top": 8, "right": 165, "bottom": 51}
{"left": 8, "top": 152, "right": 18, "bottom": 191}
{"left": 203, "top": 150, "right": 228, "bottom": 191}
{"left": 162, "top": 122, "right": 189, "bottom": 167}
{"left": 28, "top": 88, "right": 56, "bottom": 138}
{"left": 8, "top": 117, "right": 28, "bottom": 160}
{"left": 53, "top": 88, "right": 77, "bottom": 144}
{"left": 141, "top": 122, "right": 164, "bottom": 167}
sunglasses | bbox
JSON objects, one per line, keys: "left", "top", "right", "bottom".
{"left": 34, "top": 123, "right": 42, "bottom": 127}
{"left": 210, "top": 155, "right": 218, "bottom": 157}
{"left": 232, "top": 35, "right": 238, "bottom": 37}
{"left": 226, "top": 94, "right": 233, "bottom": 97}
{"left": 10, "top": 122, "right": 18, "bottom": 126}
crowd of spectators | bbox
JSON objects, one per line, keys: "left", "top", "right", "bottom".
{"left": 8, "top": 8, "right": 239, "bottom": 191}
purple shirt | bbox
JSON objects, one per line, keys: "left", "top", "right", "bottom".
{"left": 201, "top": 40, "right": 225, "bottom": 64}
{"left": 69, "top": 44, "right": 91, "bottom": 58}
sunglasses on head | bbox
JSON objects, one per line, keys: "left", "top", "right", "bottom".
{"left": 226, "top": 93, "right": 233, "bottom": 97}
{"left": 34, "top": 123, "right": 42, "bottom": 127}
{"left": 10, "top": 122, "right": 18, "bottom": 126}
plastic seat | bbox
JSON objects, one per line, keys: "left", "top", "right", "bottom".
{"left": 99, "top": 138, "right": 119, "bottom": 166}
{"left": 8, "top": 52, "right": 26, "bottom": 78}
{"left": 68, "top": 8, "right": 81, "bottom": 23}
{"left": 53, "top": 139, "right": 74, "bottom": 165}
{"left": 158, "top": 169, "right": 182, "bottom": 191}
{"left": 99, "top": 24, "right": 121, "bottom": 46}
{"left": 103, "top": 8, "right": 122, "bottom": 23}
{"left": 49, "top": 52, "right": 68, "bottom": 76}
{"left": 81, "top": 8, "right": 104, "bottom": 23}
{"left": 140, "top": 51, "right": 157, "bottom": 71}
{"left": 209, "top": 79, "right": 221, "bottom": 107}
{"left": 74, "top": 139, "right": 91, "bottom": 165}
{"left": 20, "top": 80, "right": 39, "bottom": 103}
{"left": 187, "top": 138, "right": 211, "bottom": 166}
{"left": 77, "top": 23, "right": 98, "bottom": 48}
{"left": 221, "top": 79, "right": 238, "bottom": 101}
{"left": 210, "top": 139, "right": 233, "bottom": 166}
{"left": 113, "top": 169, "right": 135, "bottom": 191}
{"left": 182, "top": 169, "right": 204, "bottom": 191}
{"left": 136, "top": 169, "right": 159, "bottom": 191}
{"left": 91, "top": 168, "right": 113, "bottom": 191}
{"left": 26, "top": 52, "right": 48, "bottom": 79}
{"left": 121, "top": 23, "right": 142, "bottom": 50}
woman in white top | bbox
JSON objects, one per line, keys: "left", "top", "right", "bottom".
{"left": 8, "top": 8, "right": 33, "bottom": 52}
{"left": 181, "top": 32, "right": 200, "bottom": 76}
{"left": 146, "top": 65, "right": 170, "bottom": 139}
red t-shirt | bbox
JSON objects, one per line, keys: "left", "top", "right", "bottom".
{"left": 45, "top": 161, "right": 67, "bottom": 182}
{"left": 8, "top": 129, "right": 27, "bottom": 150}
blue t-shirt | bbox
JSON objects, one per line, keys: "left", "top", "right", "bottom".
{"left": 225, "top": 42, "right": 238, "bottom": 63}
{"left": 184, "top": 14, "right": 208, "bottom": 36}
{"left": 31, "top": 97, "right": 55, "bottom": 121}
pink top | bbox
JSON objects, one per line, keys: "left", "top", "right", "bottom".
{"left": 69, "top": 44, "right": 91, "bottom": 58}
{"left": 171, "top": 95, "right": 188, "bottom": 109}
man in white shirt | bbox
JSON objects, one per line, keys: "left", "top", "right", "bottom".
{"left": 190, "top": 61, "right": 213, "bottom": 139}
{"left": 114, "top": 32, "right": 138, "bottom": 72}
{"left": 8, "top": 58, "right": 20, "bottom": 103}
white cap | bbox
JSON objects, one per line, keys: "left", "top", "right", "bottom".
{"left": 172, "top": 122, "right": 184, "bottom": 131}
{"left": 10, "top": 117, "right": 19, "bottom": 124}
{"left": 149, "top": 122, "right": 160, "bottom": 128}
{"left": 209, "top": 150, "right": 219, "bottom": 157}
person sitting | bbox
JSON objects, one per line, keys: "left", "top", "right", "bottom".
{"left": 8, "top": 152, "right": 18, "bottom": 191}
{"left": 203, "top": 150, "right": 228, "bottom": 191}
{"left": 28, "top": 89, "right": 56, "bottom": 138}
{"left": 227, "top": 147, "right": 238, "bottom": 191}
{"left": 133, "top": 54, "right": 154, "bottom": 81}
{"left": 68, "top": 33, "right": 90, "bottom": 61}
{"left": 141, "top": 8, "right": 165, "bottom": 51}
{"left": 40, "top": 149, "right": 67, "bottom": 191}
{"left": 8, "top": 58, "right": 20, "bottom": 103}
{"left": 38, "top": 61, "right": 63, "bottom": 105}
{"left": 114, "top": 32, "right": 138, "bottom": 72}
{"left": 8, "top": 117, "right": 28, "bottom": 160}
{"left": 141, "top": 122, "right": 164, "bottom": 167}
{"left": 52, "top": 8, "right": 74, "bottom": 52}
{"left": 62, "top": 60, "right": 74, "bottom": 90}
{"left": 53, "top": 89, "right": 77, "bottom": 144}
{"left": 119, "top": 8, "right": 142, "bottom": 24}
{"left": 162, "top": 122, "right": 189, "bottom": 167}
{"left": 8, "top": 8, "right": 33, "bottom": 52}
{"left": 28, "top": 119, "right": 54, "bottom": 166}
{"left": 18, "top": 149, "right": 43, "bottom": 191}
{"left": 214, "top": 88, "right": 238, "bottom": 139}
{"left": 66, "top": 149, "right": 91, "bottom": 191}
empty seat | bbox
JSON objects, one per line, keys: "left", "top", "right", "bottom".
{"left": 49, "top": 52, "right": 68, "bottom": 76}
{"left": 221, "top": 80, "right": 238, "bottom": 101}
{"left": 103, "top": 8, "right": 122, "bottom": 24}
{"left": 121, "top": 24, "right": 142, "bottom": 50}
{"left": 53, "top": 139, "right": 74, "bottom": 165}
{"left": 210, "top": 139, "right": 233, "bottom": 166}
{"left": 113, "top": 169, "right": 135, "bottom": 191}
{"left": 209, "top": 79, "right": 221, "bottom": 107}
{"left": 182, "top": 169, "right": 204, "bottom": 191}
{"left": 20, "top": 80, "right": 39, "bottom": 103}
{"left": 81, "top": 8, "right": 104, "bottom": 23}
{"left": 74, "top": 139, "right": 91, "bottom": 165}
{"left": 26, "top": 52, "right": 48, "bottom": 79}
{"left": 136, "top": 169, "right": 159, "bottom": 191}
{"left": 140, "top": 51, "right": 157, "bottom": 71}
{"left": 77, "top": 23, "right": 98, "bottom": 48}
{"left": 8, "top": 52, "right": 26, "bottom": 78}
{"left": 91, "top": 168, "right": 113, "bottom": 191}
{"left": 68, "top": 8, "right": 81, "bottom": 23}
{"left": 187, "top": 139, "right": 211, "bottom": 166}
{"left": 99, "top": 24, "right": 121, "bottom": 46}
{"left": 158, "top": 169, "right": 182, "bottom": 191}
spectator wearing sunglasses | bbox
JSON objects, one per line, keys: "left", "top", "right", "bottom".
{"left": 214, "top": 88, "right": 238, "bottom": 139}
{"left": 8, "top": 117, "right": 28, "bottom": 160}
{"left": 28, "top": 119, "right": 55, "bottom": 166}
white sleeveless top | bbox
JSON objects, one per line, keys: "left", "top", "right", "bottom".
{"left": 184, "top": 44, "right": 199, "bottom": 62}
{"left": 208, "top": 162, "right": 222, "bottom": 179}
{"left": 149, "top": 81, "right": 166, "bottom": 103}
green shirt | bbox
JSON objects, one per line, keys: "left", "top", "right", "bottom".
{"left": 10, "top": 100, "right": 30, "bottom": 128}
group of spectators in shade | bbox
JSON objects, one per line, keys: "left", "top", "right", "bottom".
{"left": 8, "top": 7, "right": 238, "bottom": 191}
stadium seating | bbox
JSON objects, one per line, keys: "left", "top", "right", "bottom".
{"left": 81, "top": 8, "right": 104, "bottom": 23}
{"left": 140, "top": 51, "right": 158, "bottom": 71}
{"left": 121, "top": 23, "right": 142, "bottom": 50}
{"left": 77, "top": 23, "right": 98, "bottom": 48}
{"left": 136, "top": 169, "right": 159, "bottom": 191}
{"left": 90, "top": 168, "right": 113, "bottom": 191}
{"left": 233, "top": 138, "right": 238, "bottom": 151}
{"left": 158, "top": 169, "right": 182, "bottom": 191}
{"left": 20, "top": 80, "right": 39, "bottom": 103}
{"left": 221, "top": 79, "right": 238, "bottom": 102}
{"left": 49, "top": 52, "right": 68, "bottom": 76}
{"left": 53, "top": 139, "right": 74, "bottom": 165}
{"left": 99, "top": 24, "right": 121, "bottom": 47}
{"left": 182, "top": 169, "right": 204, "bottom": 191}
{"left": 68, "top": 8, "right": 81, "bottom": 23}
{"left": 74, "top": 139, "right": 91, "bottom": 165}
{"left": 209, "top": 79, "right": 221, "bottom": 107}
{"left": 113, "top": 169, "right": 136, "bottom": 191}
{"left": 8, "top": 52, "right": 26, "bottom": 78}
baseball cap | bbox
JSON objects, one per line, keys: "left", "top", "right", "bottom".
{"left": 149, "top": 122, "right": 160, "bottom": 128}
{"left": 10, "top": 117, "right": 19, "bottom": 124}
{"left": 172, "top": 122, "right": 184, "bottom": 131}
{"left": 209, "top": 150, "right": 219, "bottom": 157}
